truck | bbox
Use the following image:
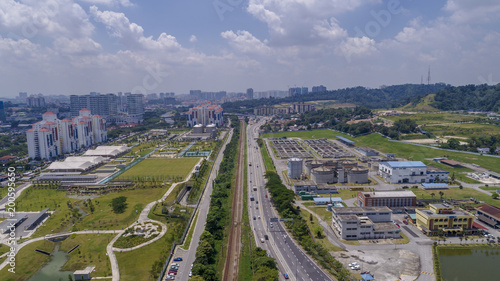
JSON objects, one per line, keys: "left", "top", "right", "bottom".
{"left": 250, "top": 195, "right": 255, "bottom": 201}
{"left": 253, "top": 186, "right": 257, "bottom": 191}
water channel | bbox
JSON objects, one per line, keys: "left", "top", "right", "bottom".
{"left": 439, "top": 247, "right": 500, "bottom": 281}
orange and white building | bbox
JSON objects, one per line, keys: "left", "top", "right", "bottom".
{"left": 186, "top": 103, "right": 224, "bottom": 127}
{"left": 27, "top": 109, "right": 107, "bottom": 159}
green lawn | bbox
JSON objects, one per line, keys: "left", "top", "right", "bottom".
{"left": 356, "top": 133, "right": 500, "bottom": 174}
{"left": 60, "top": 233, "right": 114, "bottom": 277}
{"left": 412, "top": 187, "right": 500, "bottom": 208}
{"left": 0, "top": 239, "right": 55, "bottom": 281}
{"left": 116, "top": 218, "right": 187, "bottom": 281}
{"left": 383, "top": 112, "right": 481, "bottom": 125}
{"left": 114, "top": 226, "right": 160, "bottom": 249}
{"left": 425, "top": 123, "right": 500, "bottom": 138}
{"left": 117, "top": 158, "right": 199, "bottom": 182}
{"left": 74, "top": 186, "right": 169, "bottom": 230}
{"left": 260, "top": 141, "right": 276, "bottom": 172}
{"left": 262, "top": 129, "right": 352, "bottom": 140}
{"left": 300, "top": 209, "right": 343, "bottom": 252}
{"left": 15, "top": 187, "right": 82, "bottom": 237}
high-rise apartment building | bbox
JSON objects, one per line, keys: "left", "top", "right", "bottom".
{"left": 70, "top": 93, "right": 118, "bottom": 117}
{"left": 289, "top": 87, "right": 308, "bottom": 95}
{"left": 186, "top": 103, "right": 224, "bottom": 127}
{"left": 27, "top": 109, "right": 107, "bottom": 159}
{"left": 0, "top": 101, "right": 5, "bottom": 122}
{"left": 27, "top": 95, "right": 46, "bottom": 107}
{"left": 246, "top": 88, "right": 254, "bottom": 99}
{"left": 312, "top": 85, "right": 327, "bottom": 93}
{"left": 18, "top": 92, "right": 28, "bottom": 101}
{"left": 126, "top": 94, "right": 144, "bottom": 116}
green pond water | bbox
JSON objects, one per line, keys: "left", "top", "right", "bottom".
{"left": 29, "top": 250, "right": 73, "bottom": 281}
{"left": 439, "top": 248, "right": 500, "bottom": 281}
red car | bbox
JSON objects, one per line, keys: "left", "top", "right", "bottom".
{"left": 403, "top": 220, "right": 408, "bottom": 225}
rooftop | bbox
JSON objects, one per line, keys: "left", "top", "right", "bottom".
{"left": 427, "top": 165, "right": 449, "bottom": 173}
{"left": 313, "top": 197, "right": 343, "bottom": 203}
{"left": 373, "top": 222, "right": 400, "bottom": 231}
{"left": 382, "top": 161, "right": 426, "bottom": 168}
{"left": 417, "top": 207, "right": 472, "bottom": 218}
{"left": 332, "top": 206, "right": 392, "bottom": 214}
{"left": 360, "top": 190, "right": 416, "bottom": 198}
{"left": 476, "top": 204, "right": 500, "bottom": 220}
{"left": 336, "top": 136, "right": 354, "bottom": 144}
{"left": 293, "top": 180, "right": 316, "bottom": 186}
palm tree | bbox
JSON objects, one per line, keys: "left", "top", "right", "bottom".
{"left": 430, "top": 193, "right": 435, "bottom": 199}
{"left": 439, "top": 191, "right": 444, "bottom": 200}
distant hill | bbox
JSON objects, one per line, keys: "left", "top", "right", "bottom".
{"left": 222, "top": 83, "right": 449, "bottom": 113}
{"left": 397, "top": 94, "right": 440, "bottom": 112}
{"left": 430, "top": 84, "right": 500, "bottom": 112}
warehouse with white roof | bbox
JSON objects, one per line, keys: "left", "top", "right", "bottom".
{"left": 47, "top": 156, "right": 107, "bottom": 173}
{"left": 379, "top": 161, "right": 427, "bottom": 184}
{"left": 83, "top": 145, "right": 130, "bottom": 158}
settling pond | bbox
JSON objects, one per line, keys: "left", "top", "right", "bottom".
{"left": 439, "top": 247, "right": 500, "bottom": 281}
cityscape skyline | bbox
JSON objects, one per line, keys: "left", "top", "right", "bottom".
{"left": 0, "top": 1, "right": 499, "bottom": 97}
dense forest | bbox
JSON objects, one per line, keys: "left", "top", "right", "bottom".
{"left": 431, "top": 83, "right": 500, "bottom": 112}
{"left": 222, "top": 83, "right": 449, "bottom": 112}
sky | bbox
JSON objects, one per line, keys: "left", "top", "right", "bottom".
{"left": 1, "top": 0, "right": 500, "bottom": 97}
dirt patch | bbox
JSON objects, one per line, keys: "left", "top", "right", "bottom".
{"left": 332, "top": 249, "right": 420, "bottom": 280}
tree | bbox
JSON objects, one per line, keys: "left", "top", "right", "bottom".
{"left": 309, "top": 213, "right": 313, "bottom": 222}
{"left": 439, "top": 191, "right": 445, "bottom": 200}
{"left": 492, "top": 193, "right": 499, "bottom": 200}
{"left": 110, "top": 196, "right": 128, "bottom": 214}
{"left": 430, "top": 193, "right": 435, "bottom": 199}
{"left": 68, "top": 274, "right": 73, "bottom": 281}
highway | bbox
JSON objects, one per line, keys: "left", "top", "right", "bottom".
{"left": 246, "top": 119, "right": 332, "bottom": 281}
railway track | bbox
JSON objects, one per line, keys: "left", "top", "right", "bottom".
{"left": 222, "top": 121, "right": 245, "bottom": 281}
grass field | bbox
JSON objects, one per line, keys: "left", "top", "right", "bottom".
{"left": 383, "top": 112, "right": 481, "bottom": 125}
{"left": 262, "top": 129, "right": 352, "bottom": 140}
{"left": 181, "top": 210, "right": 199, "bottom": 250}
{"left": 411, "top": 187, "right": 500, "bottom": 208}
{"left": 116, "top": 218, "right": 187, "bottom": 281}
{"left": 15, "top": 187, "right": 82, "bottom": 237}
{"left": 300, "top": 209, "right": 343, "bottom": 252}
{"left": 117, "top": 158, "right": 200, "bottom": 181}
{"left": 74, "top": 186, "right": 169, "bottom": 230}
{"left": 60, "top": 233, "right": 114, "bottom": 277}
{"left": 260, "top": 141, "right": 276, "bottom": 172}
{"left": 0, "top": 239, "right": 55, "bottom": 281}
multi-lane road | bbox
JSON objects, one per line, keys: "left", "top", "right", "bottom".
{"left": 246, "top": 119, "right": 332, "bottom": 281}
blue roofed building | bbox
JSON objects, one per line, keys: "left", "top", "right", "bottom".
{"left": 379, "top": 161, "right": 427, "bottom": 184}
{"left": 336, "top": 136, "right": 355, "bottom": 146}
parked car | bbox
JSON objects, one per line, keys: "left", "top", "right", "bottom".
{"left": 173, "top": 257, "right": 183, "bottom": 261}
{"left": 253, "top": 216, "right": 256, "bottom": 220}
{"left": 283, "top": 273, "right": 289, "bottom": 279}
{"left": 403, "top": 220, "right": 408, "bottom": 225}
{"left": 260, "top": 238, "right": 265, "bottom": 243}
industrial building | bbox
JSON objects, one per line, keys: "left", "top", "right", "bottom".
{"left": 355, "top": 147, "right": 379, "bottom": 157}
{"left": 186, "top": 102, "right": 224, "bottom": 127}
{"left": 287, "top": 158, "right": 303, "bottom": 179}
{"left": 73, "top": 266, "right": 95, "bottom": 280}
{"left": 357, "top": 191, "right": 417, "bottom": 207}
{"left": 425, "top": 165, "right": 449, "bottom": 183}
{"left": 331, "top": 207, "right": 401, "bottom": 240}
{"left": 416, "top": 203, "right": 475, "bottom": 236}
{"left": 475, "top": 204, "right": 500, "bottom": 229}
{"left": 27, "top": 110, "right": 107, "bottom": 160}
{"left": 305, "top": 159, "right": 369, "bottom": 184}
{"left": 379, "top": 161, "right": 427, "bottom": 184}
{"left": 46, "top": 156, "right": 107, "bottom": 173}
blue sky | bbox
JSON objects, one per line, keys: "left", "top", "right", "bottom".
{"left": 0, "top": 0, "right": 499, "bottom": 97}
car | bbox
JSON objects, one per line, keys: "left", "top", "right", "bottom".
{"left": 171, "top": 263, "right": 179, "bottom": 267}
{"left": 253, "top": 216, "right": 256, "bottom": 220}
{"left": 395, "top": 223, "right": 400, "bottom": 227}
{"left": 265, "top": 194, "right": 268, "bottom": 198}
{"left": 270, "top": 222, "right": 273, "bottom": 228}
{"left": 256, "top": 206, "right": 259, "bottom": 209}
{"left": 258, "top": 216, "right": 261, "bottom": 219}
{"left": 260, "top": 238, "right": 265, "bottom": 243}
{"left": 402, "top": 185, "right": 409, "bottom": 189}
{"left": 264, "top": 235, "right": 269, "bottom": 240}
{"left": 189, "top": 271, "right": 192, "bottom": 277}
{"left": 173, "top": 257, "right": 183, "bottom": 261}
{"left": 256, "top": 200, "right": 259, "bottom": 204}
{"left": 403, "top": 220, "right": 408, "bottom": 225}
{"left": 167, "top": 276, "right": 175, "bottom": 280}
{"left": 283, "top": 273, "right": 289, "bottom": 279}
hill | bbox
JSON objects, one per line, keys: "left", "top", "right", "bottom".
{"left": 397, "top": 94, "right": 440, "bottom": 112}
{"left": 222, "top": 83, "right": 449, "bottom": 113}
{"left": 431, "top": 83, "right": 500, "bottom": 112}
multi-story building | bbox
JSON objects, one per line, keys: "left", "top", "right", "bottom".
{"left": 289, "top": 87, "right": 308, "bottom": 96}
{"left": 27, "top": 95, "right": 46, "bottom": 108}
{"left": 379, "top": 161, "right": 427, "bottom": 184}
{"left": 416, "top": 203, "right": 475, "bottom": 236}
{"left": 246, "top": 88, "right": 254, "bottom": 100}
{"left": 27, "top": 109, "right": 107, "bottom": 159}
{"left": 126, "top": 94, "right": 144, "bottom": 121}
{"left": 0, "top": 101, "right": 5, "bottom": 122}
{"left": 186, "top": 103, "right": 224, "bottom": 127}
{"left": 426, "top": 165, "right": 449, "bottom": 182}
{"left": 290, "top": 102, "right": 315, "bottom": 114}
{"left": 70, "top": 93, "right": 118, "bottom": 117}
{"left": 357, "top": 191, "right": 416, "bottom": 208}
{"left": 331, "top": 207, "right": 400, "bottom": 240}
{"left": 253, "top": 102, "right": 315, "bottom": 116}
{"left": 312, "top": 85, "right": 327, "bottom": 93}
{"left": 475, "top": 204, "right": 500, "bottom": 229}
{"left": 18, "top": 92, "right": 28, "bottom": 101}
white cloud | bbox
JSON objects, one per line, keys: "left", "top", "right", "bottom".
{"left": 54, "top": 37, "right": 102, "bottom": 55}
{"left": 221, "top": 30, "right": 270, "bottom": 55}
{"left": 444, "top": 0, "right": 500, "bottom": 24}
{"left": 189, "top": 35, "right": 197, "bottom": 43}
{"left": 0, "top": 0, "right": 94, "bottom": 39}
{"left": 90, "top": 5, "right": 181, "bottom": 51}
{"left": 78, "top": 0, "right": 134, "bottom": 7}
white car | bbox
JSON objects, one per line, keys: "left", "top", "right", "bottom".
{"left": 189, "top": 271, "right": 192, "bottom": 277}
